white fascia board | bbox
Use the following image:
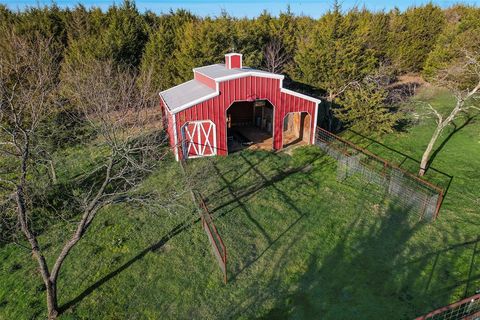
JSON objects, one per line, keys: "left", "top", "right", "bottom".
{"left": 172, "top": 113, "right": 179, "bottom": 161}
{"left": 280, "top": 87, "right": 322, "bottom": 104}
{"left": 214, "top": 72, "right": 284, "bottom": 82}
{"left": 312, "top": 101, "right": 320, "bottom": 144}
{"left": 159, "top": 93, "right": 174, "bottom": 115}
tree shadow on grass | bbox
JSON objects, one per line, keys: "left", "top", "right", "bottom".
{"left": 228, "top": 198, "right": 479, "bottom": 320}
{"left": 59, "top": 215, "right": 198, "bottom": 313}
{"left": 59, "top": 149, "right": 325, "bottom": 314}
{"left": 207, "top": 150, "right": 329, "bottom": 279}
{"left": 426, "top": 115, "right": 476, "bottom": 171}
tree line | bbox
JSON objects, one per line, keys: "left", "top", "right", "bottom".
{"left": 1, "top": 1, "right": 479, "bottom": 133}
{"left": 1, "top": 1, "right": 479, "bottom": 129}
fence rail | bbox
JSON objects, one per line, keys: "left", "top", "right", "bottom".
{"left": 415, "top": 293, "right": 480, "bottom": 320}
{"left": 179, "top": 156, "right": 228, "bottom": 284}
{"left": 195, "top": 191, "right": 228, "bottom": 284}
{"left": 315, "top": 127, "right": 445, "bottom": 220}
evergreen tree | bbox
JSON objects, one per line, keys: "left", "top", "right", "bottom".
{"left": 294, "top": 3, "right": 377, "bottom": 100}
{"left": 140, "top": 10, "right": 196, "bottom": 90}
{"left": 424, "top": 6, "right": 480, "bottom": 87}
{"left": 234, "top": 11, "right": 274, "bottom": 68}
{"left": 103, "top": 0, "right": 148, "bottom": 66}
{"left": 174, "top": 14, "right": 235, "bottom": 83}
{"left": 387, "top": 4, "right": 446, "bottom": 72}
{"left": 356, "top": 9, "right": 390, "bottom": 62}
{"left": 334, "top": 79, "right": 399, "bottom": 134}
{"left": 61, "top": 0, "right": 147, "bottom": 71}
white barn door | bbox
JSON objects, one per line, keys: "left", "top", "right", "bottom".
{"left": 182, "top": 120, "right": 217, "bottom": 159}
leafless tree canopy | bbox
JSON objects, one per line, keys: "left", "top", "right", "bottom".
{"left": 418, "top": 49, "right": 480, "bottom": 176}
{"left": 263, "top": 37, "right": 290, "bottom": 74}
{"left": 1, "top": 29, "right": 170, "bottom": 319}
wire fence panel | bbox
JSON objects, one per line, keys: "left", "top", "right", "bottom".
{"left": 315, "top": 127, "right": 445, "bottom": 221}
{"left": 415, "top": 293, "right": 480, "bottom": 320}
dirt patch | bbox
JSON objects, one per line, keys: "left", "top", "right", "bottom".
{"left": 386, "top": 74, "right": 431, "bottom": 104}
{"left": 391, "top": 74, "right": 429, "bottom": 87}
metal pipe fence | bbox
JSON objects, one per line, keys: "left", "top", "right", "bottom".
{"left": 415, "top": 293, "right": 480, "bottom": 320}
{"left": 315, "top": 127, "right": 445, "bottom": 221}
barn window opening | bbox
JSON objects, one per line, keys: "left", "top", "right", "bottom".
{"left": 226, "top": 100, "right": 274, "bottom": 153}
{"left": 282, "top": 112, "right": 311, "bottom": 148}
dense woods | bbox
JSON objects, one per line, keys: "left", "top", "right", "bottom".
{"left": 1, "top": 1, "right": 480, "bottom": 318}
{"left": 0, "top": 1, "right": 478, "bottom": 116}
{"left": 1, "top": 1, "right": 478, "bottom": 133}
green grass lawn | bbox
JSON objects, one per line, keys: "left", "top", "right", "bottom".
{"left": 0, "top": 87, "right": 479, "bottom": 319}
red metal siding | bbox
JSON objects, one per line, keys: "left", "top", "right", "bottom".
{"left": 161, "top": 99, "right": 177, "bottom": 156}
{"left": 230, "top": 55, "right": 241, "bottom": 68}
{"left": 194, "top": 71, "right": 217, "bottom": 89}
{"left": 172, "top": 75, "right": 317, "bottom": 160}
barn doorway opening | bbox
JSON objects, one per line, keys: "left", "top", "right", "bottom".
{"left": 226, "top": 100, "right": 274, "bottom": 154}
{"left": 282, "top": 112, "right": 311, "bottom": 148}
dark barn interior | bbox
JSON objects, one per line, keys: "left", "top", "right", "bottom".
{"left": 226, "top": 100, "right": 274, "bottom": 153}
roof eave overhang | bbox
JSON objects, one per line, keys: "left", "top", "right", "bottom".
{"left": 166, "top": 91, "right": 220, "bottom": 115}
{"left": 279, "top": 87, "right": 322, "bottom": 105}
{"left": 193, "top": 69, "right": 285, "bottom": 81}
{"left": 160, "top": 72, "right": 321, "bottom": 114}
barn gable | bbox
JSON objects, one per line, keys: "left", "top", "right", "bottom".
{"left": 160, "top": 53, "right": 321, "bottom": 161}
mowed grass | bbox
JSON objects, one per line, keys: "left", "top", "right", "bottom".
{"left": 0, "top": 87, "right": 479, "bottom": 319}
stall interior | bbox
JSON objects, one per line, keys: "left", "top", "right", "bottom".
{"left": 226, "top": 100, "right": 274, "bottom": 153}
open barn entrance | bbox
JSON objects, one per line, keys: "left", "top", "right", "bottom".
{"left": 226, "top": 100, "right": 274, "bottom": 153}
{"left": 282, "top": 112, "right": 311, "bottom": 148}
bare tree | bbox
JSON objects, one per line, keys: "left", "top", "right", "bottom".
{"left": 418, "top": 50, "right": 480, "bottom": 176}
{"left": 1, "top": 29, "right": 169, "bottom": 318}
{"left": 263, "top": 38, "right": 290, "bottom": 74}
{"left": 0, "top": 29, "right": 59, "bottom": 318}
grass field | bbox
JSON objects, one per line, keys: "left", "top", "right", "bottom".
{"left": 0, "top": 87, "right": 479, "bottom": 319}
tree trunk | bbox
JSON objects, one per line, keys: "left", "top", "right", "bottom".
{"left": 48, "top": 160, "right": 57, "bottom": 184}
{"left": 16, "top": 185, "right": 60, "bottom": 319}
{"left": 46, "top": 280, "right": 59, "bottom": 320}
{"left": 419, "top": 125, "right": 443, "bottom": 176}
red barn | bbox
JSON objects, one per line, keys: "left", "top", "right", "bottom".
{"left": 160, "top": 53, "right": 321, "bottom": 161}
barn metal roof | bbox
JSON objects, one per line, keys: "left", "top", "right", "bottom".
{"left": 193, "top": 64, "right": 284, "bottom": 81}
{"left": 160, "top": 63, "right": 319, "bottom": 114}
{"left": 160, "top": 79, "right": 217, "bottom": 113}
